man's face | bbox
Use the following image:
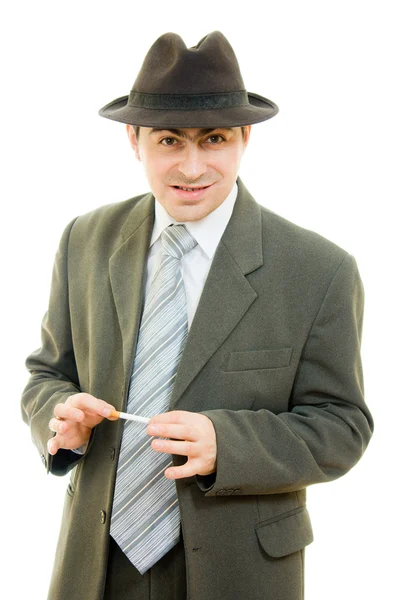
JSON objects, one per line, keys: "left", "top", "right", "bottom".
{"left": 127, "top": 125, "right": 251, "bottom": 222}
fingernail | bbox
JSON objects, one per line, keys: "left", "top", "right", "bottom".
{"left": 102, "top": 407, "right": 111, "bottom": 417}
{"left": 148, "top": 424, "right": 158, "bottom": 435}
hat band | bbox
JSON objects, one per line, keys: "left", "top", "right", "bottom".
{"left": 128, "top": 90, "right": 248, "bottom": 110}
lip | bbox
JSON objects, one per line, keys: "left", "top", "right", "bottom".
{"left": 170, "top": 183, "right": 214, "bottom": 200}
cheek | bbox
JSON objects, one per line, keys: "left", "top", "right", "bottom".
{"left": 141, "top": 157, "right": 168, "bottom": 183}
{"left": 215, "top": 147, "right": 244, "bottom": 173}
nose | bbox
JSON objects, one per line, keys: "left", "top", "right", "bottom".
{"left": 177, "top": 144, "right": 207, "bottom": 181}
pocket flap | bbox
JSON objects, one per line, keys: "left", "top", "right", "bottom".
{"left": 255, "top": 507, "right": 314, "bottom": 558}
{"left": 226, "top": 347, "right": 292, "bottom": 371}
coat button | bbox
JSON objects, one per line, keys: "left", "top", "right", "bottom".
{"left": 110, "top": 447, "right": 116, "bottom": 460}
{"left": 100, "top": 510, "right": 106, "bottom": 524}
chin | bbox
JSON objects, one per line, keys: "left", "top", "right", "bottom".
{"left": 171, "top": 206, "right": 207, "bottom": 222}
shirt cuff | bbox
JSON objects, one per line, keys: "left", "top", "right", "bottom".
{"left": 71, "top": 443, "right": 88, "bottom": 455}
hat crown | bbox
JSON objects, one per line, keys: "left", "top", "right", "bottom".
{"left": 132, "top": 31, "right": 246, "bottom": 95}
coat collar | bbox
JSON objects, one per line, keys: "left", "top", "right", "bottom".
{"left": 109, "top": 179, "right": 263, "bottom": 408}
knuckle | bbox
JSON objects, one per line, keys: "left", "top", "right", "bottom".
{"left": 51, "top": 433, "right": 61, "bottom": 447}
{"left": 175, "top": 413, "right": 184, "bottom": 425}
{"left": 173, "top": 411, "right": 185, "bottom": 424}
{"left": 160, "top": 439, "right": 171, "bottom": 452}
{"left": 74, "top": 409, "right": 83, "bottom": 422}
{"left": 184, "top": 441, "right": 192, "bottom": 455}
{"left": 152, "top": 439, "right": 164, "bottom": 451}
{"left": 69, "top": 392, "right": 86, "bottom": 406}
{"left": 54, "top": 404, "right": 63, "bottom": 417}
{"left": 182, "top": 465, "right": 194, "bottom": 478}
{"left": 181, "top": 425, "right": 190, "bottom": 438}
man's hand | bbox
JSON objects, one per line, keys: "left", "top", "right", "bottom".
{"left": 47, "top": 393, "right": 115, "bottom": 455}
{"left": 147, "top": 410, "right": 217, "bottom": 480}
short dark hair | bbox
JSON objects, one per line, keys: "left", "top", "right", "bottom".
{"left": 133, "top": 125, "right": 247, "bottom": 140}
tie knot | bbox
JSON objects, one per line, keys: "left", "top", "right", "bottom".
{"left": 161, "top": 225, "right": 197, "bottom": 259}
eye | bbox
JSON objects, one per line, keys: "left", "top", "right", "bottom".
{"left": 160, "top": 137, "right": 178, "bottom": 146}
{"left": 206, "top": 134, "right": 225, "bottom": 144}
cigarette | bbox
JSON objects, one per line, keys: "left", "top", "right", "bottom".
{"left": 109, "top": 410, "right": 150, "bottom": 424}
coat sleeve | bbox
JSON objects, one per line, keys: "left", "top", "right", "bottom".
{"left": 21, "top": 218, "right": 84, "bottom": 476}
{"left": 199, "top": 253, "right": 373, "bottom": 496}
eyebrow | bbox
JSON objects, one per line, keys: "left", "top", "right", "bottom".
{"left": 149, "top": 127, "right": 234, "bottom": 141}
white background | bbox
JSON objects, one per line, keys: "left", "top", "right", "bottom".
{"left": 1, "top": 1, "right": 398, "bottom": 598}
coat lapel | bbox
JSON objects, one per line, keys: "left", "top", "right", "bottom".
{"left": 109, "top": 193, "right": 155, "bottom": 380}
{"left": 170, "top": 180, "right": 263, "bottom": 408}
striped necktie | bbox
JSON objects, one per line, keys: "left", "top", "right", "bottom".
{"left": 110, "top": 224, "right": 197, "bottom": 574}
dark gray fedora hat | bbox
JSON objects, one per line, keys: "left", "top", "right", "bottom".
{"left": 99, "top": 31, "right": 278, "bottom": 128}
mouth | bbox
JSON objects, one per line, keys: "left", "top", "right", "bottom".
{"left": 170, "top": 183, "right": 214, "bottom": 201}
{"left": 172, "top": 185, "right": 212, "bottom": 192}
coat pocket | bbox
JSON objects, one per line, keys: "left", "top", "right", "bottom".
{"left": 255, "top": 506, "right": 314, "bottom": 558}
{"left": 225, "top": 347, "right": 292, "bottom": 372}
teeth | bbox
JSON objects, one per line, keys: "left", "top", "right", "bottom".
{"left": 178, "top": 186, "right": 205, "bottom": 191}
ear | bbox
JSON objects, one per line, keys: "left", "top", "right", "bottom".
{"left": 243, "top": 125, "right": 251, "bottom": 148}
{"left": 126, "top": 125, "right": 141, "bottom": 161}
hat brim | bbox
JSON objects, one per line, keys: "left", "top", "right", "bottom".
{"left": 98, "top": 92, "right": 278, "bottom": 128}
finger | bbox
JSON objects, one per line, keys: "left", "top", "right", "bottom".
{"left": 151, "top": 438, "right": 193, "bottom": 456}
{"left": 147, "top": 422, "right": 196, "bottom": 441}
{"left": 150, "top": 410, "right": 193, "bottom": 425}
{"left": 47, "top": 434, "right": 64, "bottom": 456}
{"left": 164, "top": 461, "right": 199, "bottom": 480}
{"left": 49, "top": 418, "right": 69, "bottom": 435}
{"left": 67, "top": 393, "right": 115, "bottom": 417}
{"left": 54, "top": 403, "right": 84, "bottom": 422}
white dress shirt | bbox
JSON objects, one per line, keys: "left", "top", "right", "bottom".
{"left": 145, "top": 183, "right": 238, "bottom": 328}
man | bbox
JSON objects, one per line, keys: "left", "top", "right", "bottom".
{"left": 21, "top": 31, "right": 373, "bottom": 600}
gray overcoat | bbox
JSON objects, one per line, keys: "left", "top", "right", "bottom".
{"left": 21, "top": 179, "right": 373, "bottom": 599}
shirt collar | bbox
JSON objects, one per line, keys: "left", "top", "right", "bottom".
{"left": 150, "top": 183, "right": 238, "bottom": 260}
